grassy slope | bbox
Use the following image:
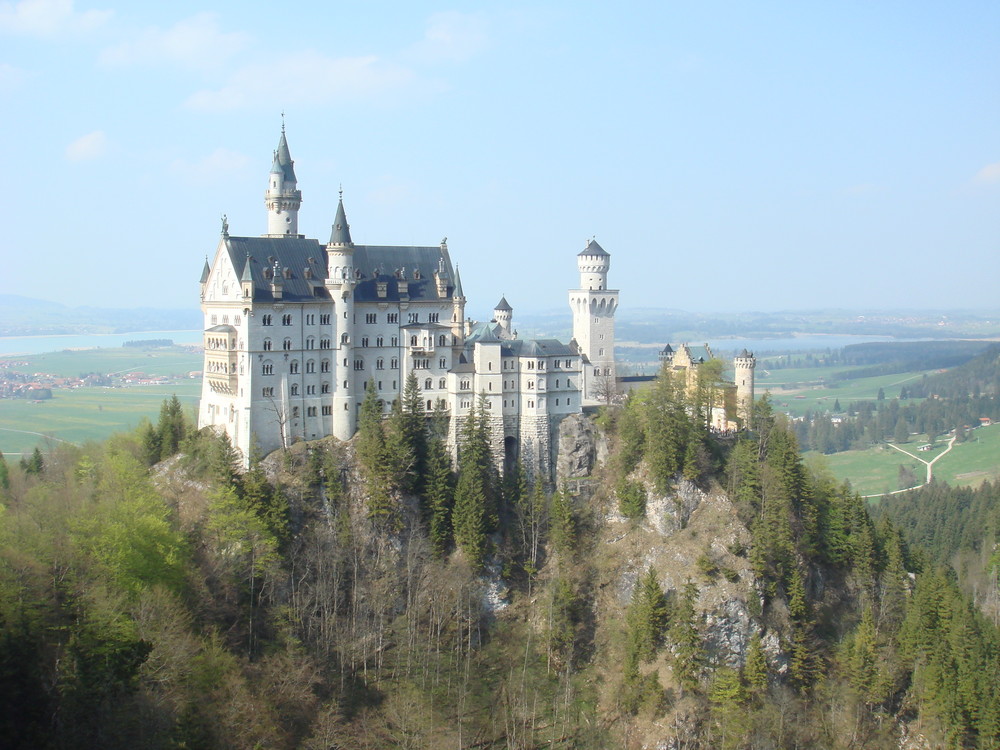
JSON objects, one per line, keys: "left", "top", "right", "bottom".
{"left": 815, "top": 423, "right": 1000, "bottom": 496}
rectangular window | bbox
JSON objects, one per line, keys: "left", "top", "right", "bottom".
{"left": 262, "top": 363, "right": 273, "bottom": 375}
{"left": 321, "top": 359, "right": 330, "bottom": 372}
{"left": 376, "top": 336, "right": 383, "bottom": 347}
{"left": 307, "top": 406, "right": 317, "bottom": 417}
{"left": 322, "top": 405, "right": 332, "bottom": 416}
{"left": 353, "top": 359, "right": 364, "bottom": 371}
{"left": 306, "top": 385, "right": 316, "bottom": 395}
{"left": 262, "top": 386, "right": 274, "bottom": 397}
{"left": 361, "top": 337, "right": 369, "bottom": 347}
{"left": 320, "top": 314, "right": 330, "bottom": 325}
{"left": 306, "top": 314, "right": 315, "bottom": 325}
{"left": 391, "top": 336, "right": 398, "bottom": 347}
{"left": 429, "top": 312, "right": 439, "bottom": 323}
{"left": 387, "top": 313, "right": 399, "bottom": 324}
{"left": 282, "top": 314, "right": 292, "bottom": 326}
{"left": 366, "top": 313, "right": 377, "bottom": 324}
{"left": 390, "top": 358, "right": 399, "bottom": 369}
{"left": 408, "top": 312, "right": 418, "bottom": 323}
{"left": 262, "top": 314, "right": 272, "bottom": 326}
{"left": 321, "top": 383, "right": 330, "bottom": 393}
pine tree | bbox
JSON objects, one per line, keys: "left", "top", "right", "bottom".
{"left": 0, "top": 450, "right": 9, "bottom": 490}
{"left": 548, "top": 486, "right": 576, "bottom": 557}
{"left": 743, "top": 632, "right": 768, "bottom": 698}
{"left": 425, "top": 434, "right": 454, "bottom": 557}
{"left": 669, "top": 580, "right": 702, "bottom": 693}
{"left": 357, "top": 379, "right": 397, "bottom": 529}
{"left": 626, "top": 566, "right": 668, "bottom": 662}
{"left": 453, "top": 461, "right": 487, "bottom": 570}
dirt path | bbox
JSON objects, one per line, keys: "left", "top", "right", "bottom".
{"left": 864, "top": 434, "right": 957, "bottom": 498}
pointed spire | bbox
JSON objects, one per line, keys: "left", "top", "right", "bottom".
{"left": 272, "top": 123, "right": 296, "bottom": 183}
{"left": 494, "top": 296, "right": 512, "bottom": 312}
{"left": 200, "top": 256, "right": 211, "bottom": 284}
{"left": 241, "top": 253, "right": 254, "bottom": 283}
{"left": 453, "top": 265, "right": 464, "bottom": 299}
{"left": 328, "top": 194, "right": 353, "bottom": 246}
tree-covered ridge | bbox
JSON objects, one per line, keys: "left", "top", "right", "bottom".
{"left": 792, "top": 347, "right": 1000, "bottom": 455}
{"left": 3, "top": 372, "right": 1000, "bottom": 747}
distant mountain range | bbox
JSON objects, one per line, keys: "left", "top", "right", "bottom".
{"left": 0, "top": 295, "right": 201, "bottom": 336}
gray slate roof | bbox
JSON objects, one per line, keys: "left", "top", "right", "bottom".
{"left": 494, "top": 296, "right": 512, "bottom": 311}
{"left": 270, "top": 130, "right": 297, "bottom": 183}
{"left": 221, "top": 236, "right": 456, "bottom": 304}
{"left": 578, "top": 238, "right": 609, "bottom": 257}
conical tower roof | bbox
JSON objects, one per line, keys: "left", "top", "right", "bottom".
{"left": 270, "top": 127, "right": 297, "bottom": 183}
{"left": 494, "top": 296, "right": 512, "bottom": 312}
{"left": 578, "top": 238, "right": 609, "bottom": 257}
{"left": 241, "top": 253, "right": 254, "bottom": 283}
{"left": 453, "top": 265, "right": 464, "bottom": 298}
{"left": 328, "top": 196, "right": 353, "bottom": 245}
{"left": 200, "top": 257, "right": 211, "bottom": 283}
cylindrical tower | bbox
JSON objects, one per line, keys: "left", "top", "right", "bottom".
{"left": 493, "top": 296, "right": 512, "bottom": 335}
{"left": 265, "top": 127, "right": 302, "bottom": 237}
{"left": 326, "top": 196, "right": 356, "bottom": 440}
{"left": 734, "top": 349, "right": 756, "bottom": 428}
{"left": 577, "top": 238, "right": 610, "bottom": 290}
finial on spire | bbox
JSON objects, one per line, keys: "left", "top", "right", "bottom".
{"left": 281, "top": 111, "right": 285, "bottom": 133}
{"left": 339, "top": 184, "right": 343, "bottom": 200}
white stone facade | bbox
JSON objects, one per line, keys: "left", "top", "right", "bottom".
{"left": 198, "top": 130, "right": 596, "bottom": 475}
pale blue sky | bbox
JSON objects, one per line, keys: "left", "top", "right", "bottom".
{"left": 1, "top": 0, "right": 997, "bottom": 316}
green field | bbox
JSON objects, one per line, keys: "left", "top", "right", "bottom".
{"left": 0, "top": 383, "right": 201, "bottom": 456}
{"left": 0, "top": 347, "right": 203, "bottom": 457}
{"left": 815, "top": 423, "right": 1000, "bottom": 496}
{"left": 0, "top": 347, "right": 202, "bottom": 378}
{"left": 758, "top": 364, "right": 934, "bottom": 417}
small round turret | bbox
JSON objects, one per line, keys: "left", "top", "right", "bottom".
{"left": 493, "top": 296, "right": 513, "bottom": 333}
{"left": 577, "top": 238, "right": 610, "bottom": 290}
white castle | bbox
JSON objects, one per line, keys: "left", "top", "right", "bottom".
{"left": 198, "top": 127, "right": 636, "bottom": 474}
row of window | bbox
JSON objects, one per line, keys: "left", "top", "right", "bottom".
{"left": 262, "top": 338, "right": 332, "bottom": 351}
{"left": 209, "top": 314, "right": 242, "bottom": 326}
{"left": 260, "top": 313, "right": 332, "bottom": 327}
{"left": 262, "top": 359, "right": 332, "bottom": 375}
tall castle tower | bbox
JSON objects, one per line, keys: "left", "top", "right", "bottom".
{"left": 569, "top": 239, "right": 618, "bottom": 403}
{"left": 264, "top": 125, "right": 302, "bottom": 237}
{"left": 734, "top": 349, "right": 756, "bottom": 428}
{"left": 325, "top": 194, "right": 356, "bottom": 440}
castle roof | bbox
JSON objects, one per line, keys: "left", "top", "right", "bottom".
{"left": 352, "top": 245, "right": 456, "bottom": 303}
{"left": 494, "top": 296, "right": 512, "bottom": 312}
{"left": 502, "top": 338, "right": 576, "bottom": 358}
{"left": 578, "top": 238, "right": 609, "bottom": 257}
{"left": 270, "top": 129, "right": 296, "bottom": 183}
{"left": 738, "top": 348, "right": 753, "bottom": 358}
{"left": 220, "top": 235, "right": 456, "bottom": 304}
{"left": 328, "top": 197, "right": 352, "bottom": 245}
{"left": 200, "top": 258, "right": 211, "bottom": 283}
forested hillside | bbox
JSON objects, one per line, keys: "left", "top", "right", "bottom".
{"left": 794, "top": 346, "right": 1000, "bottom": 454}
{"left": 3, "top": 374, "right": 1000, "bottom": 748}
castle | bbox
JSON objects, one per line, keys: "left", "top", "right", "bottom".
{"left": 198, "top": 127, "right": 625, "bottom": 473}
{"left": 198, "top": 127, "right": 754, "bottom": 472}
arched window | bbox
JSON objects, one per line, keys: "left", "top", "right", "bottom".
{"left": 263, "top": 338, "right": 272, "bottom": 351}
{"left": 425, "top": 378, "right": 432, "bottom": 389}
{"left": 290, "top": 384, "right": 299, "bottom": 395}
{"left": 290, "top": 360, "right": 299, "bottom": 374}
{"left": 283, "top": 338, "right": 292, "bottom": 350}
{"left": 438, "top": 335, "right": 446, "bottom": 346}
{"left": 439, "top": 378, "right": 446, "bottom": 389}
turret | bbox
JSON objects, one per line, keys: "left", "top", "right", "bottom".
{"left": 325, "top": 193, "right": 355, "bottom": 290}
{"left": 264, "top": 124, "right": 302, "bottom": 237}
{"left": 577, "top": 238, "right": 610, "bottom": 290}
{"left": 325, "top": 193, "right": 356, "bottom": 440}
{"left": 569, "top": 238, "right": 619, "bottom": 404}
{"left": 493, "top": 296, "right": 512, "bottom": 335}
{"left": 240, "top": 253, "right": 254, "bottom": 300}
{"left": 734, "top": 349, "right": 756, "bottom": 428}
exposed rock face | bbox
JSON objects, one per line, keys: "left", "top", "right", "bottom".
{"left": 555, "top": 413, "right": 607, "bottom": 480}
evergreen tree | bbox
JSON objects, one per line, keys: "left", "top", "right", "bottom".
{"left": 356, "top": 380, "right": 397, "bottom": 529}
{"left": 22, "top": 446, "right": 44, "bottom": 476}
{"left": 453, "top": 400, "right": 490, "bottom": 569}
{"left": 669, "top": 580, "right": 702, "bottom": 693}
{"left": 425, "top": 434, "right": 455, "bottom": 557}
{"left": 548, "top": 486, "right": 576, "bottom": 557}
{"left": 743, "top": 632, "right": 768, "bottom": 698}
{"left": 0, "top": 450, "right": 7, "bottom": 490}
{"left": 626, "top": 566, "right": 668, "bottom": 662}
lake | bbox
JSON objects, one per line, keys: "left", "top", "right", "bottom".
{"left": 0, "top": 330, "right": 204, "bottom": 356}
